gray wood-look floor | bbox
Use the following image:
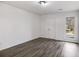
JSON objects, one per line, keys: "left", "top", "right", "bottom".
{"left": 0, "top": 38, "right": 79, "bottom": 57}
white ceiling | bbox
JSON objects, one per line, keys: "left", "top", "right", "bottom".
{"left": 2, "top": 1, "right": 79, "bottom": 15}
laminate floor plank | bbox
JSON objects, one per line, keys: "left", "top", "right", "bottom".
{"left": 0, "top": 38, "right": 79, "bottom": 57}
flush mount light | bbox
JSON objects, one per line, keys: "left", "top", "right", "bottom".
{"left": 38, "top": 1, "right": 48, "bottom": 6}
{"left": 58, "top": 8, "right": 63, "bottom": 12}
{"left": 58, "top": 9, "right": 63, "bottom": 11}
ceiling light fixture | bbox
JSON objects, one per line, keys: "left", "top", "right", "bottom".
{"left": 38, "top": 1, "right": 48, "bottom": 6}
{"left": 58, "top": 8, "right": 63, "bottom": 12}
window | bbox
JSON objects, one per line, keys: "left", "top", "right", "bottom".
{"left": 66, "top": 17, "right": 75, "bottom": 35}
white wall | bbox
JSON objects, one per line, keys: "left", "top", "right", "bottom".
{"left": 41, "top": 11, "right": 79, "bottom": 43}
{"left": 0, "top": 3, "right": 41, "bottom": 50}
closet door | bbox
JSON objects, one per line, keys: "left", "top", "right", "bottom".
{"left": 41, "top": 15, "right": 56, "bottom": 39}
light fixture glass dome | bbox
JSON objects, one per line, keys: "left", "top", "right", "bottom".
{"left": 38, "top": 1, "right": 48, "bottom": 6}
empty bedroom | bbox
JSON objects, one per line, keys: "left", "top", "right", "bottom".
{"left": 0, "top": 1, "right": 79, "bottom": 57}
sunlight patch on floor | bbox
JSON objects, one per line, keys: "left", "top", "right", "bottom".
{"left": 62, "top": 43, "right": 79, "bottom": 57}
